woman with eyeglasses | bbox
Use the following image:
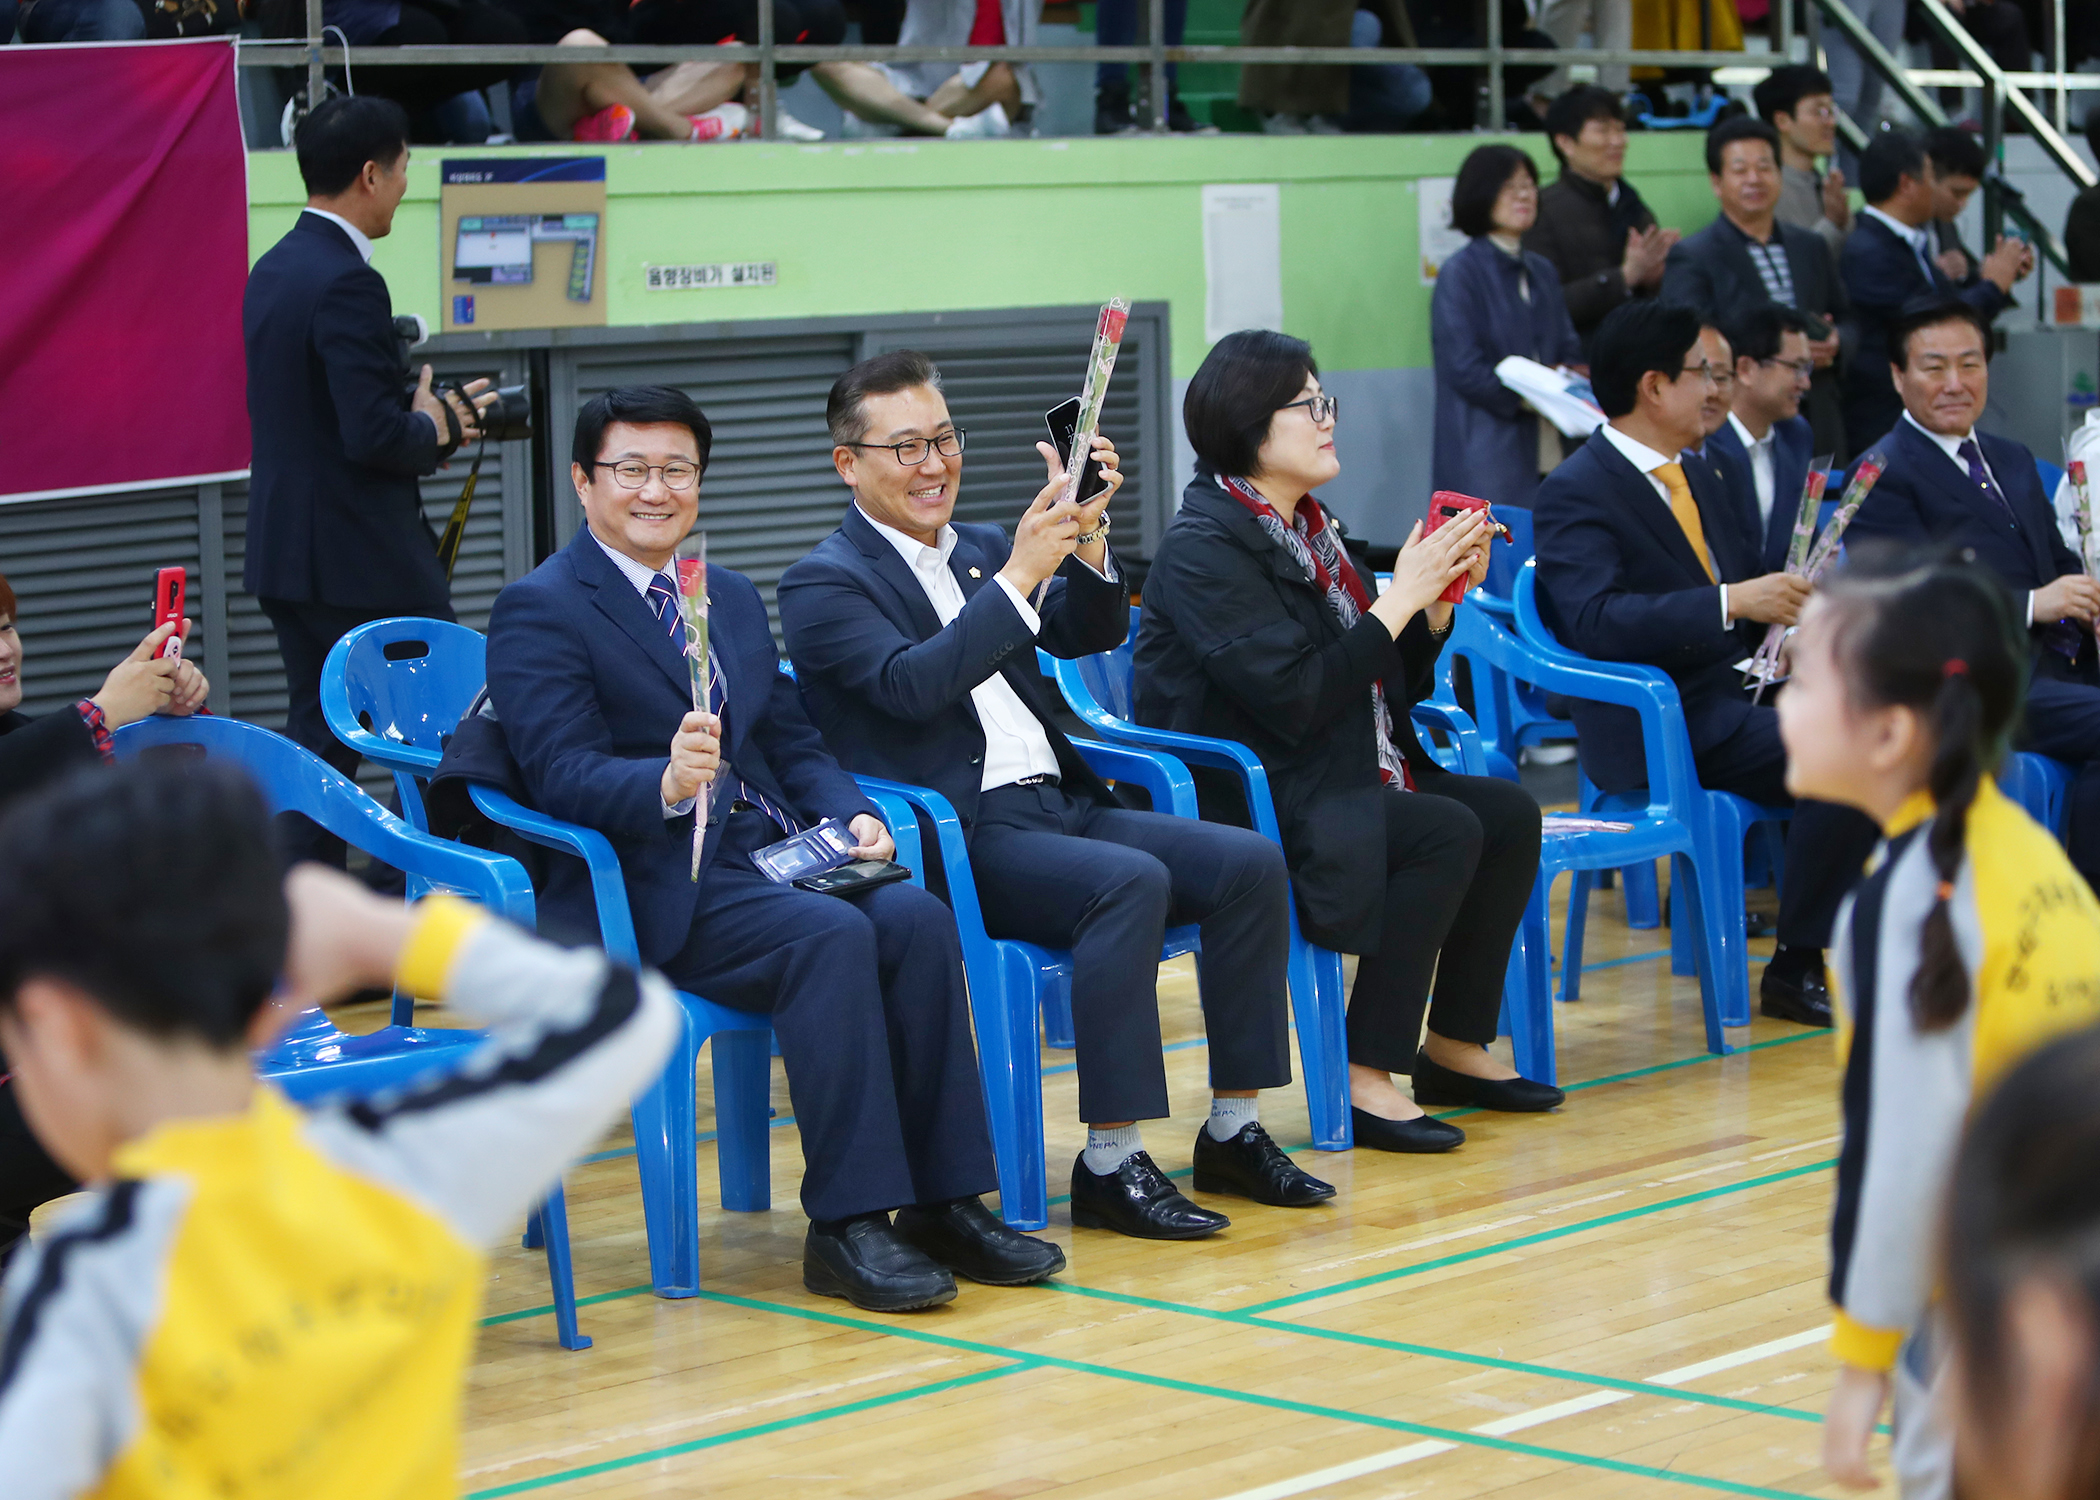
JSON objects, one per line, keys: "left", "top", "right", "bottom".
{"left": 1133, "top": 331, "right": 1557, "bottom": 1157}
{"left": 1432, "top": 142, "right": 1585, "bottom": 510}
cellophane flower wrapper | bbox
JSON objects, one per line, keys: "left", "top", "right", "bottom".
{"left": 674, "top": 537, "right": 709, "bottom": 881}
{"left": 1782, "top": 460, "right": 1833, "bottom": 575}
{"left": 1037, "top": 298, "right": 1130, "bottom": 606}
{"left": 1748, "top": 453, "right": 1885, "bottom": 700}
{"left": 2072, "top": 460, "right": 2098, "bottom": 577}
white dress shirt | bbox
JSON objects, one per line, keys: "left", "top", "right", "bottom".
{"left": 1727, "top": 411, "right": 1777, "bottom": 530}
{"left": 591, "top": 533, "right": 712, "bottom": 817}
{"left": 301, "top": 206, "right": 375, "bottom": 264}
{"left": 1899, "top": 411, "right": 2038, "bottom": 625}
{"left": 856, "top": 506, "right": 1069, "bottom": 792}
{"left": 1600, "top": 422, "right": 1732, "bottom": 624}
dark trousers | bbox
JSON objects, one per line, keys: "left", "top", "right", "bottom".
{"left": 967, "top": 783, "right": 1293, "bottom": 1124}
{"left": 1693, "top": 703, "right": 1885, "bottom": 950}
{"left": 0, "top": 1078, "right": 74, "bottom": 1271}
{"left": 658, "top": 809, "right": 997, "bottom": 1222}
{"left": 1347, "top": 772, "right": 1542, "bottom": 1075}
{"left": 2015, "top": 672, "right": 2100, "bottom": 893}
{"left": 260, "top": 596, "right": 453, "bottom": 868}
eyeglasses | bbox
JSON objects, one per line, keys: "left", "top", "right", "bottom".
{"left": 1282, "top": 394, "right": 1340, "bottom": 424}
{"left": 1681, "top": 362, "right": 1720, "bottom": 385}
{"left": 1760, "top": 357, "right": 1817, "bottom": 378}
{"left": 848, "top": 429, "right": 968, "bottom": 465}
{"left": 595, "top": 459, "right": 701, "bottom": 490}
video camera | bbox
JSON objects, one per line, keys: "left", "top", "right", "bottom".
{"left": 392, "top": 314, "right": 533, "bottom": 445}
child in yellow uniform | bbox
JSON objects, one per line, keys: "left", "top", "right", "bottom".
{"left": 1776, "top": 547, "right": 2100, "bottom": 1497}
{"left": 0, "top": 760, "right": 680, "bottom": 1500}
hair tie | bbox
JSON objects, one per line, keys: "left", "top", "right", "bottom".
{"left": 1936, "top": 880, "right": 1955, "bottom": 902}
{"left": 1942, "top": 659, "right": 1969, "bottom": 679}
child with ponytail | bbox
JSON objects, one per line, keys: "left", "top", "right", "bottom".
{"left": 1775, "top": 544, "right": 2100, "bottom": 1497}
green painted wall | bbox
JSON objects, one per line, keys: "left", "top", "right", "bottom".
{"left": 246, "top": 133, "right": 1720, "bottom": 377}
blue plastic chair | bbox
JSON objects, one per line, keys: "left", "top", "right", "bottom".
{"left": 319, "top": 616, "right": 488, "bottom": 836}
{"left": 111, "top": 714, "right": 592, "bottom": 1350}
{"left": 2038, "top": 457, "right": 2068, "bottom": 497}
{"left": 1483, "top": 505, "right": 1535, "bottom": 599}
{"left": 2002, "top": 750, "right": 2073, "bottom": 838}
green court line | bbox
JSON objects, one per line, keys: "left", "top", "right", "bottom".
{"left": 482, "top": 1283, "right": 653, "bottom": 1327}
{"left": 462, "top": 1360, "right": 1034, "bottom": 1499}
{"left": 1240, "top": 1158, "right": 1837, "bottom": 1315}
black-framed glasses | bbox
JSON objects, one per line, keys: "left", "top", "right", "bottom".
{"left": 847, "top": 429, "right": 967, "bottom": 465}
{"left": 1681, "top": 361, "right": 1720, "bottom": 385}
{"left": 1282, "top": 394, "right": 1340, "bottom": 424}
{"left": 594, "top": 459, "right": 701, "bottom": 490}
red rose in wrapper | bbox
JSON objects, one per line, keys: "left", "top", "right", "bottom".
{"left": 1100, "top": 305, "right": 1128, "bottom": 343}
{"left": 675, "top": 557, "right": 704, "bottom": 598}
{"left": 1808, "top": 471, "right": 1827, "bottom": 500}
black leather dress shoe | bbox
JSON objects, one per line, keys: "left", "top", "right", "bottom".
{"left": 1069, "top": 1150, "right": 1230, "bottom": 1239}
{"left": 893, "top": 1197, "right": 1067, "bottom": 1285}
{"left": 1760, "top": 964, "right": 1835, "bottom": 1027}
{"left": 1191, "top": 1122, "right": 1336, "bottom": 1206}
{"left": 803, "top": 1215, "right": 958, "bottom": 1312}
{"left": 1350, "top": 1105, "right": 1465, "bottom": 1154}
{"left": 1409, "top": 1053, "right": 1565, "bottom": 1113}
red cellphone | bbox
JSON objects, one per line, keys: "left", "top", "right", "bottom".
{"left": 1423, "top": 491, "right": 1507, "bottom": 604}
{"left": 153, "top": 567, "right": 186, "bottom": 659}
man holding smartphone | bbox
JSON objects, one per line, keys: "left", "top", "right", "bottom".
{"left": 779, "top": 351, "right": 1335, "bottom": 1242}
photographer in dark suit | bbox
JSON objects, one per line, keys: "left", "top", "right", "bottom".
{"left": 1533, "top": 299, "right": 1881, "bottom": 1026}
{"left": 242, "top": 94, "right": 493, "bottom": 864}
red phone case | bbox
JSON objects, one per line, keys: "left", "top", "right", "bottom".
{"left": 1424, "top": 491, "right": 1490, "bottom": 604}
{"left": 153, "top": 567, "right": 186, "bottom": 660}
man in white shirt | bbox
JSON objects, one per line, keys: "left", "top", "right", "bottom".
{"left": 1710, "top": 304, "right": 1819, "bottom": 573}
{"left": 780, "top": 351, "right": 1335, "bottom": 1241}
{"left": 1844, "top": 298, "right": 2100, "bottom": 891}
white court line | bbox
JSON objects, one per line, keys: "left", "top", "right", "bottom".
{"left": 1211, "top": 1326, "right": 1831, "bottom": 1500}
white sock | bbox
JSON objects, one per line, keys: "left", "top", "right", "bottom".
{"left": 1206, "top": 1096, "right": 1259, "bottom": 1142}
{"left": 1082, "top": 1124, "right": 1144, "bottom": 1176}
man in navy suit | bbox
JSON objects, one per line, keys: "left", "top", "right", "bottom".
{"left": 485, "top": 385, "right": 1062, "bottom": 1312}
{"left": 1709, "top": 304, "right": 1819, "bottom": 573}
{"left": 778, "top": 352, "right": 1333, "bottom": 1242}
{"left": 1533, "top": 300, "right": 1883, "bottom": 1026}
{"left": 1839, "top": 128, "right": 2029, "bottom": 456}
{"left": 243, "top": 95, "right": 493, "bottom": 866}
{"left": 1845, "top": 298, "right": 2100, "bottom": 888}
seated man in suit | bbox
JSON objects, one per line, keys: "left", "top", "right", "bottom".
{"left": 1534, "top": 300, "right": 1884, "bottom": 1026}
{"left": 1839, "top": 127, "right": 2029, "bottom": 455}
{"left": 485, "top": 384, "right": 1063, "bottom": 1313}
{"left": 1709, "top": 304, "right": 1818, "bottom": 573}
{"left": 778, "top": 351, "right": 1334, "bottom": 1242}
{"left": 1661, "top": 115, "right": 1849, "bottom": 461}
{"left": 1844, "top": 297, "right": 2100, "bottom": 889}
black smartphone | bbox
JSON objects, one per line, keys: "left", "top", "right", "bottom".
{"left": 1045, "top": 398, "right": 1111, "bottom": 506}
{"left": 792, "top": 860, "right": 913, "bottom": 897}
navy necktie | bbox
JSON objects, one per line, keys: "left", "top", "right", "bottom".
{"left": 645, "top": 576, "right": 799, "bottom": 831}
{"left": 1963, "top": 440, "right": 2085, "bottom": 663}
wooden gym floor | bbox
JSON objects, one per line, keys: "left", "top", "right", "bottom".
{"left": 343, "top": 871, "right": 1862, "bottom": 1500}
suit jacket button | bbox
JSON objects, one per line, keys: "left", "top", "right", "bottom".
{"left": 968, "top": 753, "right": 983, "bottom": 764}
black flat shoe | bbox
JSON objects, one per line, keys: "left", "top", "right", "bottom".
{"left": 893, "top": 1197, "right": 1066, "bottom": 1286}
{"left": 1069, "top": 1150, "right": 1230, "bottom": 1239}
{"left": 1191, "top": 1121, "right": 1337, "bottom": 1207}
{"left": 803, "top": 1215, "right": 957, "bottom": 1312}
{"left": 1409, "top": 1053, "right": 1565, "bottom": 1113}
{"left": 1350, "top": 1105, "right": 1465, "bottom": 1154}
{"left": 1760, "top": 964, "right": 1834, "bottom": 1027}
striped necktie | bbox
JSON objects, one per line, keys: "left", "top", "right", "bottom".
{"left": 1653, "top": 462, "right": 1716, "bottom": 583}
{"left": 645, "top": 576, "right": 798, "bottom": 830}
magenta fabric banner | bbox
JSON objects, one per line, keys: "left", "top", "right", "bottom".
{"left": 0, "top": 40, "right": 250, "bottom": 499}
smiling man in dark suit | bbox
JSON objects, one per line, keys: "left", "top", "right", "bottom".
{"left": 484, "top": 384, "right": 1062, "bottom": 1312}
{"left": 1533, "top": 299, "right": 1883, "bottom": 1026}
{"left": 778, "top": 351, "right": 1333, "bottom": 1241}
{"left": 1708, "top": 304, "right": 1819, "bottom": 573}
{"left": 1844, "top": 298, "right": 2100, "bottom": 889}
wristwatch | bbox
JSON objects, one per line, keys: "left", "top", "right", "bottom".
{"left": 1075, "top": 511, "right": 1112, "bottom": 546}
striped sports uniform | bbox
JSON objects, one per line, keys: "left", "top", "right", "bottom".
{"left": 0, "top": 899, "right": 680, "bottom": 1500}
{"left": 1828, "top": 779, "right": 2100, "bottom": 1496}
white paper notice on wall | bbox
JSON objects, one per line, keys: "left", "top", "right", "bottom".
{"left": 1202, "top": 183, "right": 1284, "bottom": 345}
{"left": 1416, "top": 176, "right": 1467, "bottom": 285}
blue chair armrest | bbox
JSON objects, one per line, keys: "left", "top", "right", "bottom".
{"left": 319, "top": 627, "right": 447, "bottom": 778}
{"left": 1068, "top": 737, "right": 1198, "bottom": 817}
{"left": 1410, "top": 697, "right": 1490, "bottom": 778}
{"left": 855, "top": 782, "right": 925, "bottom": 876}
{"left": 848, "top": 776, "right": 1000, "bottom": 938}
{"left": 466, "top": 784, "right": 644, "bottom": 968}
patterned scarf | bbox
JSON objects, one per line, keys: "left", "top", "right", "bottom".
{"left": 1221, "top": 475, "right": 1412, "bottom": 790}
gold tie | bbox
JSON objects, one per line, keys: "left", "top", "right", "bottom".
{"left": 1653, "top": 461, "right": 1715, "bottom": 583}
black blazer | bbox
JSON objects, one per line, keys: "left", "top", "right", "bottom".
{"left": 1839, "top": 214, "right": 2012, "bottom": 454}
{"left": 1131, "top": 474, "right": 1444, "bottom": 955}
{"left": 0, "top": 708, "right": 99, "bottom": 808}
{"left": 1707, "top": 413, "right": 1816, "bottom": 574}
{"left": 1532, "top": 428, "right": 1767, "bottom": 795}
{"left": 1843, "top": 418, "right": 2092, "bottom": 677}
{"left": 485, "top": 529, "right": 878, "bottom": 963}
{"left": 1661, "top": 214, "right": 1846, "bottom": 331}
{"left": 242, "top": 214, "right": 452, "bottom": 613}
{"left": 777, "top": 505, "right": 1130, "bottom": 829}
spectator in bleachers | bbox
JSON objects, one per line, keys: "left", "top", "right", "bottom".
{"left": 779, "top": 352, "right": 1338, "bottom": 1233}
{"left": 1755, "top": 64, "right": 1851, "bottom": 266}
{"left": 1662, "top": 115, "right": 1850, "bottom": 459}
{"left": 1532, "top": 298, "right": 1884, "bottom": 1026}
{"left": 1534, "top": 0, "right": 1630, "bottom": 97}
{"left": 1236, "top": 0, "right": 1426, "bottom": 134}
{"left": 1136, "top": 331, "right": 1556, "bottom": 1144}
{"left": 1094, "top": 0, "right": 1222, "bottom": 133}
{"left": 864, "top": 0, "right": 1042, "bottom": 138}
{"left": 316, "top": 0, "right": 530, "bottom": 143}
{"left": 1523, "top": 85, "right": 1677, "bottom": 352}
{"left": 483, "top": 384, "right": 1063, "bottom": 1309}
{"left": 1406, "top": 0, "right": 1558, "bottom": 129}
{"left": 1433, "top": 144, "right": 1584, "bottom": 509}
{"left": 1924, "top": 124, "right": 1993, "bottom": 285}
{"left": 9, "top": 0, "right": 142, "bottom": 38}
{"left": 1841, "top": 297, "right": 2100, "bottom": 894}
{"left": 1923, "top": 0, "right": 2035, "bottom": 107}
{"left": 2065, "top": 109, "right": 2100, "bottom": 282}
{"left": 1821, "top": 0, "right": 1904, "bottom": 148}
{"left": 1839, "top": 127, "right": 2029, "bottom": 455}
{"left": 1709, "top": 304, "right": 1818, "bottom": 572}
